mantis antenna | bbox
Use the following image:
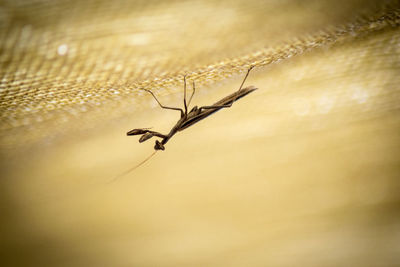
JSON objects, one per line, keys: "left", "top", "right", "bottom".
{"left": 110, "top": 150, "right": 158, "bottom": 183}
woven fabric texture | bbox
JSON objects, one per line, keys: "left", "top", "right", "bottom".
{"left": 0, "top": 0, "right": 398, "bottom": 151}
{"left": 1, "top": 1, "right": 400, "bottom": 266}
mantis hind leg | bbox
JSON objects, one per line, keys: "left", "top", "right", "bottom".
{"left": 199, "top": 66, "right": 255, "bottom": 111}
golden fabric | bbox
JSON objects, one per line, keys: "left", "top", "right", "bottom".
{"left": 1, "top": 0, "right": 400, "bottom": 266}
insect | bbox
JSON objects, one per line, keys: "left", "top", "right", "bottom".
{"left": 111, "top": 66, "right": 257, "bottom": 180}
{"left": 127, "top": 66, "right": 257, "bottom": 151}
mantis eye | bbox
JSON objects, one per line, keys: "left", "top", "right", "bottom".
{"left": 154, "top": 140, "right": 165, "bottom": 150}
{"left": 139, "top": 132, "right": 154, "bottom": 142}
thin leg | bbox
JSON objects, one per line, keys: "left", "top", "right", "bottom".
{"left": 237, "top": 65, "right": 254, "bottom": 93}
{"left": 199, "top": 66, "right": 255, "bottom": 111}
{"left": 142, "top": 89, "right": 184, "bottom": 116}
{"left": 187, "top": 80, "right": 196, "bottom": 107}
{"left": 183, "top": 75, "right": 188, "bottom": 114}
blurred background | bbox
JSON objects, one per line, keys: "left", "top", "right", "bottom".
{"left": 1, "top": 0, "right": 400, "bottom": 266}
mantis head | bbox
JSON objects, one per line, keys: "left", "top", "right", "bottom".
{"left": 138, "top": 132, "right": 165, "bottom": 150}
{"left": 154, "top": 140, "right": 165, "bottom": 150}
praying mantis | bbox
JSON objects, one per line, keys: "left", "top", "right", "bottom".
{"left": 111, "top": 66, "right": 257, "bottom": 179}
{"left": 127, "top": 66, "right": 257, "bottom": 151}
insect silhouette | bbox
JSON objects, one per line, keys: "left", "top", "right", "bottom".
{"left": 127, "top": 66, "right": 257, "bottom": 151}
{"left": 112, "top": 66, "right": 257, "bottom": 180}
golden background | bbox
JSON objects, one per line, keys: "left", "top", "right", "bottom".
{"left": 1, "top": 0, "right": 400, "bottom": 266}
